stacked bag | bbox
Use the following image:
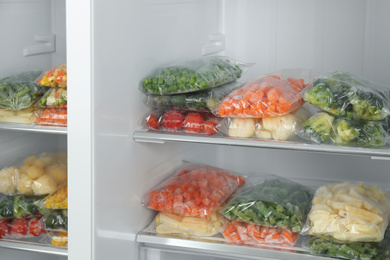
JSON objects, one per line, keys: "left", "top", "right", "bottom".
{"left": 0, "top": 152, "right": 68, "bottom": 248}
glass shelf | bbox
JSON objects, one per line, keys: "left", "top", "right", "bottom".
{"left": 0, "top": 123, "right": 67, "bottom": 135}
{"left": 0, "top": 238, "right": 67, "bottom": 256}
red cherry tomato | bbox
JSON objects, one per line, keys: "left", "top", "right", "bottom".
{"left": 202, "top": 120, "right": 218, "bottom": 135}
{"left": 29, "top": 218, "right": 45, "bottom": 237}
{"left": 161, "top": 110, "right": 184, "bottom": 132}
{"left": 146, "top": 114, "right": 162, "bottom": 130}
{"left": 0, "top": 220, "right": 10, "bottom": 239}
{"left": 10, "top": 219, "right": 28, "bottom": 236}
{"left": 183, "top": 113, "right": 205, "bottom": 134}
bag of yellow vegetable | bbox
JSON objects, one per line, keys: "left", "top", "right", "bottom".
{"left": 0, "top": 152, "right": 67, "bottom": 196}
{"left": 301, "top": 181, "right": 390, "bottom": 242}
{"left": 37, "top": 184, "right": 67, "bottom": 210}
{"left": 220, "top": 104, "right": 313, "bottom": 141}
{"left": 40, "top": 231, "right": 68, "bottom": 248}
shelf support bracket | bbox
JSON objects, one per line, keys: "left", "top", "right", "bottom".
{"left": 202, "top": 33, "right": 225, "bottom": 56}
{"left": 23, "top": 33, "right": 56, "bottom": 56}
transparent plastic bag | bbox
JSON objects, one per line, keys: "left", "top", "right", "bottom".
{"left": 39, "top": 209, "right": 68, "bottom": 232}
{"left": 0, "top": 217, "right": 46, "bottom": 239}
{"left": 302, "top": 182, "right": 390, "bottom": 242}
{"left": 298, "top": 112, "right": 390, "bottom": 147}
{"left": 221, "top": 176, "right": 313, "bottom": 232}
{"left": 303, "top": 71, "right": 390, "bottom": 121}
{"left": 144, "top": 82, "right": 242, "bottom": 112}
{"left": 221, "top": 104, "right": 312, "bottom": 140}
{"left": 0, "top": 70, "right": 47, "bottom": 110}
{"left": 36, "top": 64, "right": 67, "bottom": 88}
{"left": 37, "top": 87, "right": 67, "bottom": 108}
{"left": 0, "top": 195, "right": 49, "bottom": 220}
{"left": 215, "top": 69, "right": 315, "bottom": 118}
{"left": 36, "top": 107, "right": 67, "bottom": 127}
{"left": 142, "top": 162, "right": 245, "bottom": 218}
{"left": 143, "top": 109, "right": 221, "bottom": 136}
{"left": 140, "top": 56, "right": 250, "bottom": 95}
{"left": 0, "top": 152, "right": 67, "bottom": 196}
{"left": 40, "top": 231, "right": 68, "bottom": 248}
{"left": 0, "top": 107, "right": 42, "bottom": 125}
{"left": 37, "top": 184, "right": 67, "bottom": 210}
{"left": 222, "top": 220, "right": 299, "bottom": 247}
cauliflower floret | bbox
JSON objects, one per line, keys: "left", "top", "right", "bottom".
{"left": 228, "top": 118, "right": 258, "bottom": 138}
{"left": 254, "top": 120, "right": 272, "bottom": 139}
{"left": 0, "top": 167, "right": 19, "bottom": 195}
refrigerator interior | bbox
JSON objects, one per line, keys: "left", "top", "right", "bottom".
{"left": 91, "top": 0, "right": 390, "bottom": 260}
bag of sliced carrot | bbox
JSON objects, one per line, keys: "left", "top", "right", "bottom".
{"left": 141, "top": 163, "right": 245, "bottom": 218}
{"left": 214, "top": 69, "right": 316, "bottom": 118}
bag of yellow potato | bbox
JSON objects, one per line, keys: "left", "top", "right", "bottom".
{"left": 0, "top": 152, "right": 67, "bottom": 196}
{"left": 301, "top": 182, "right": 390, "bottom": 242}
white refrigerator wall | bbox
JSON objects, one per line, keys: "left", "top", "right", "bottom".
{"left": 91, "top": 0, "right": 390, "bottom": 260}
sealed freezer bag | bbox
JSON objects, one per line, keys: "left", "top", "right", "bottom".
{"left": 0, "top": 107, "right": 43, "bottom": 125}
{"left": 36, "top": 64, "right": 67, "bottom": 88}
{"left": 298, "top": 112, "right": 390, "bottom": 147}
{"left": 303, "top": 228, "right": 390, "bottom": 260}
{"left": 38, "top": 185, "right": 68, "bottom": 210}
{"left": 142, "top": 163, "right": 245, "bottom": 218}
{"left": 36, "top": 107, "right": 67, "bottom": 127}
{"left": 0, "top": 152, "right": 67, "bottom": 196}
{"left": 144, "top": 109, "right": 221, "bottom": 136}
{"left": 215, "top": 69, "right": 315, "bottom": 118}
{"left": 40, "top": 210, "right": 68, "bottom": 232}
{"left": 222, "top": 176, "right": 313, "bottom": 232}
{"left": 303, "top": 71, "right": 390, "bottom": 121}
{"left": 0, "top": 195, "right": 49, "bottom": 219}
{"left": 155, "top": 210, "right": 225, "bottom": 237}
{"left": 302, "top": 182, "right": 390, "bottom": 242}
{"left": 144, "top": 82, "right": 242, "bottom": 112}
{"left": 40, "top": 231, "right": 68, "bottom": 248}
{"left": 0, "top": 217, "right": 46, "bottom": 239}
{"left": 221, "top": 104, "right": 312, "bottom": 141}
{"left": 37, "top": 87, "right": 67, "bottom": 108}
{"left": 0, "top": 70, "right": 47, "bottom": 110}
{"left": 222, "top": 220, "right": 299, "bottom": 247}
{"left": 140, "top": 56, "right": 250, "bottom": 95}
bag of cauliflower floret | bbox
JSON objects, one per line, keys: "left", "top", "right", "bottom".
{"left": 0, "top": 152, "right": 67, "bottom": 196}
{"left": 220, "top": 104, "right": 313, "bottom": 140}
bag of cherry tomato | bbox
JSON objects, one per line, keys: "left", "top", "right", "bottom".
{"left": 36, "top": 108, "right": 67, "bottom": 127}
{"left": 36, "top": 64, "right": 67, "bottom": 88}
{"left": 142, "top": 162, "right": 245, "bottom": 218}
{"left": 0, "top": 217, "right": 46, "bottom": 239}
{"left": 214, "top": 69, "right": 315, "bottom": 118}
{"left": 144, "top": 109, "right": 221, "bottom": 136}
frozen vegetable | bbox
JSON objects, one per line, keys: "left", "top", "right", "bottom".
{"left": 37, "top": 87, "right": 67, "bottom": 108}
{"left": 143, "top": 163, "right": 245, "bottom": 218}
{"left": 0, "top": 107, "right": 42, "bottom": 125}
{"left": 36, "top": 64, "right": 67, "bottom": 88}
{"left": 299, "top": 112, "right": 335, "bottom": 143}
{"left": 216, "top": 69, "right": 314, "bottom": 118}
{"left": 13, "top": 195, "right": 42, "bottom": 218}
{"left": 40, "top": 231, "right": 68, "bottom": 248}
{"left": 0, "top": 196, "right": 14, "bottom": 219}
{"left": 41, "top": 210, "right": 68, "bottom": 232}
{"left": 227, "top": 118, "right": 258, "bottom": 138}
{"left": 303, "top": 182, "right": 390, "bottom": 242}
{"left": 0, "top": 70, "right": 46, "bottom": 110}
{"left": 222, "top": 220, "right": 299, "bottom": 247}
{"left": 222, "top": 177, "right": 312, "bottom": 232}
{"left": 303, "top": 71, "right": 390, "bottom": 121}
{"left": 145, "top": 82, "right": 241, "bottom": 111}
{"left": 41, "top": 185, "right": 67, "bottom": 210}
{"left": 2, "top": 217, "right": 46, "bottom": 239}
{"left": 36, "top": 107, "right": 67, "bottom": 127}
{"left": 141, "top": 56, "right": 247, "bottom": 95}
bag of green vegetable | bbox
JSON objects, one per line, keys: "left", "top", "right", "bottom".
{"left": 303, "top": 71, "right": 390, "bottom": 121}
{"left": 298, "top": 112, "right": 390, "bottom": 147}
{"left": 221, "top": 176, "right": 313, "bottom": 232}
{"left": 0, "top": 195, "right": 49, "bottom": 220}
{"left": 40, "top": 209, "right": 68, "bottom": 232}
{"left": 144, "top": 82, "right": 242, "bottom": 112}
{"left": 140, "top": 56, "right": 251, "bottom": 95}
{"left": 0, "top": 70, "right": 47, "bottom": 110}
{"left": 37, "top": 87, "right": 67, "bottom": 108}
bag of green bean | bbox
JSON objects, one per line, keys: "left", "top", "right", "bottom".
{"left": 140, "top": 56, "right": 251, "bottom": 95}
{"left": 221, "top": 176, "right": 313, "bottom": 232}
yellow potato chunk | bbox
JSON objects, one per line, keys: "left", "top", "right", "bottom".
{"left": 27, "top": 165, "right": 45, "bottom": 180}
{"left": 17, "top": 173, "right": 34, "bottom": 194}
{"left": 45, "top": 164, "right": 67, "bottom": 184}
{"left": 31, "top": 174, "right": 58, "bottom": 195}
{"left": 38, "top": 153, "right": 55, "bottom": 167}
{"left": 19, "top": 164, "right": 29, "bottom": 174}
{"left": 23, "top": 156, "right": 38, "bottom": 166}
{"left": 0, "top": 167, "right": 18, "bottom": 195}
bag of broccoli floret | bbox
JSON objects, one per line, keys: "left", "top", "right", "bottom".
{"left": 302, "top": 71, "right": 390, "bottom": 121}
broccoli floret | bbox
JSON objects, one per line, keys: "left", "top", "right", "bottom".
{"left": 356, "top": 121, "right": 388, "bottom": 147}
{"left": 302, "top": 113, "right": 335, "bottom": 143}
{"left": 331, "top": 118, "right": 360, "bottom": 145}
{"left": 349, "top": 90, "right": 390, "bottom": 121}
{"left": 304, "top": 83, "right": 333, "bottom": 110}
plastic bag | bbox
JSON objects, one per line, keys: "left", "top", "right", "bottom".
{"left": 303, "top": 71, "right": 390, "bottom": 121}
{"left": 40, "top": 231, "right": 68, "bottom": 248}
{"left": 36, "top": 64, "right": 67, "bottom": 88}
{"left": 221, "top": 176, "right": 313, "bottom": 232}
{"left": 144, "top": 109, "right": 221, "bottom": 136}
{"left": 140, "top": 56, "right": 250, "bottom": 95}
{"left": 303, "top": 230, "right": 390, "bottom": 260}
{"left": 40, "top": 210, "right": 68, "bottom": 232}
{"left": 215, "top": 69, "right": 315, "bottom": 118}
{"left": 37, "top": 88, "right": 67, "bottom": 108}
{"left": 38, "top": 184, "right": 67, "bottom": 210}
{"left": 221, "top": 104, "right": 312, "bottom": 140}
{"left": 144, "top": 82, "right": 242, "bottom": 112}
{"left": 36, "top": 107, "right": 67, "bottom": 127}
{"left": 298, "top": 112, "right": 390, "bottom": 147}
{"left": 0, "top": 217, "right": 46, "bottom": 239}
{"left": 302, "top": 182, "right": 390, "bottom": 242}
{"left": 142, "top": 163, "right": 245, "bottom": 218}
{"left": 0, "top": 107, "right": 43, "bottom": 125}
{"left": 0, "top": 195, "right": 49, "bottom": 219}
{"left": 222, "top": 220, "right": 299, "bottom": 247}
{"left": 155, "top": 210, "right": 225, "bottom": 237}
{"left": 0, "top": 70, "right": 47, "bottom": 110}
{"left": 0, "top": 152, "right": 67, "bottom": 196}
